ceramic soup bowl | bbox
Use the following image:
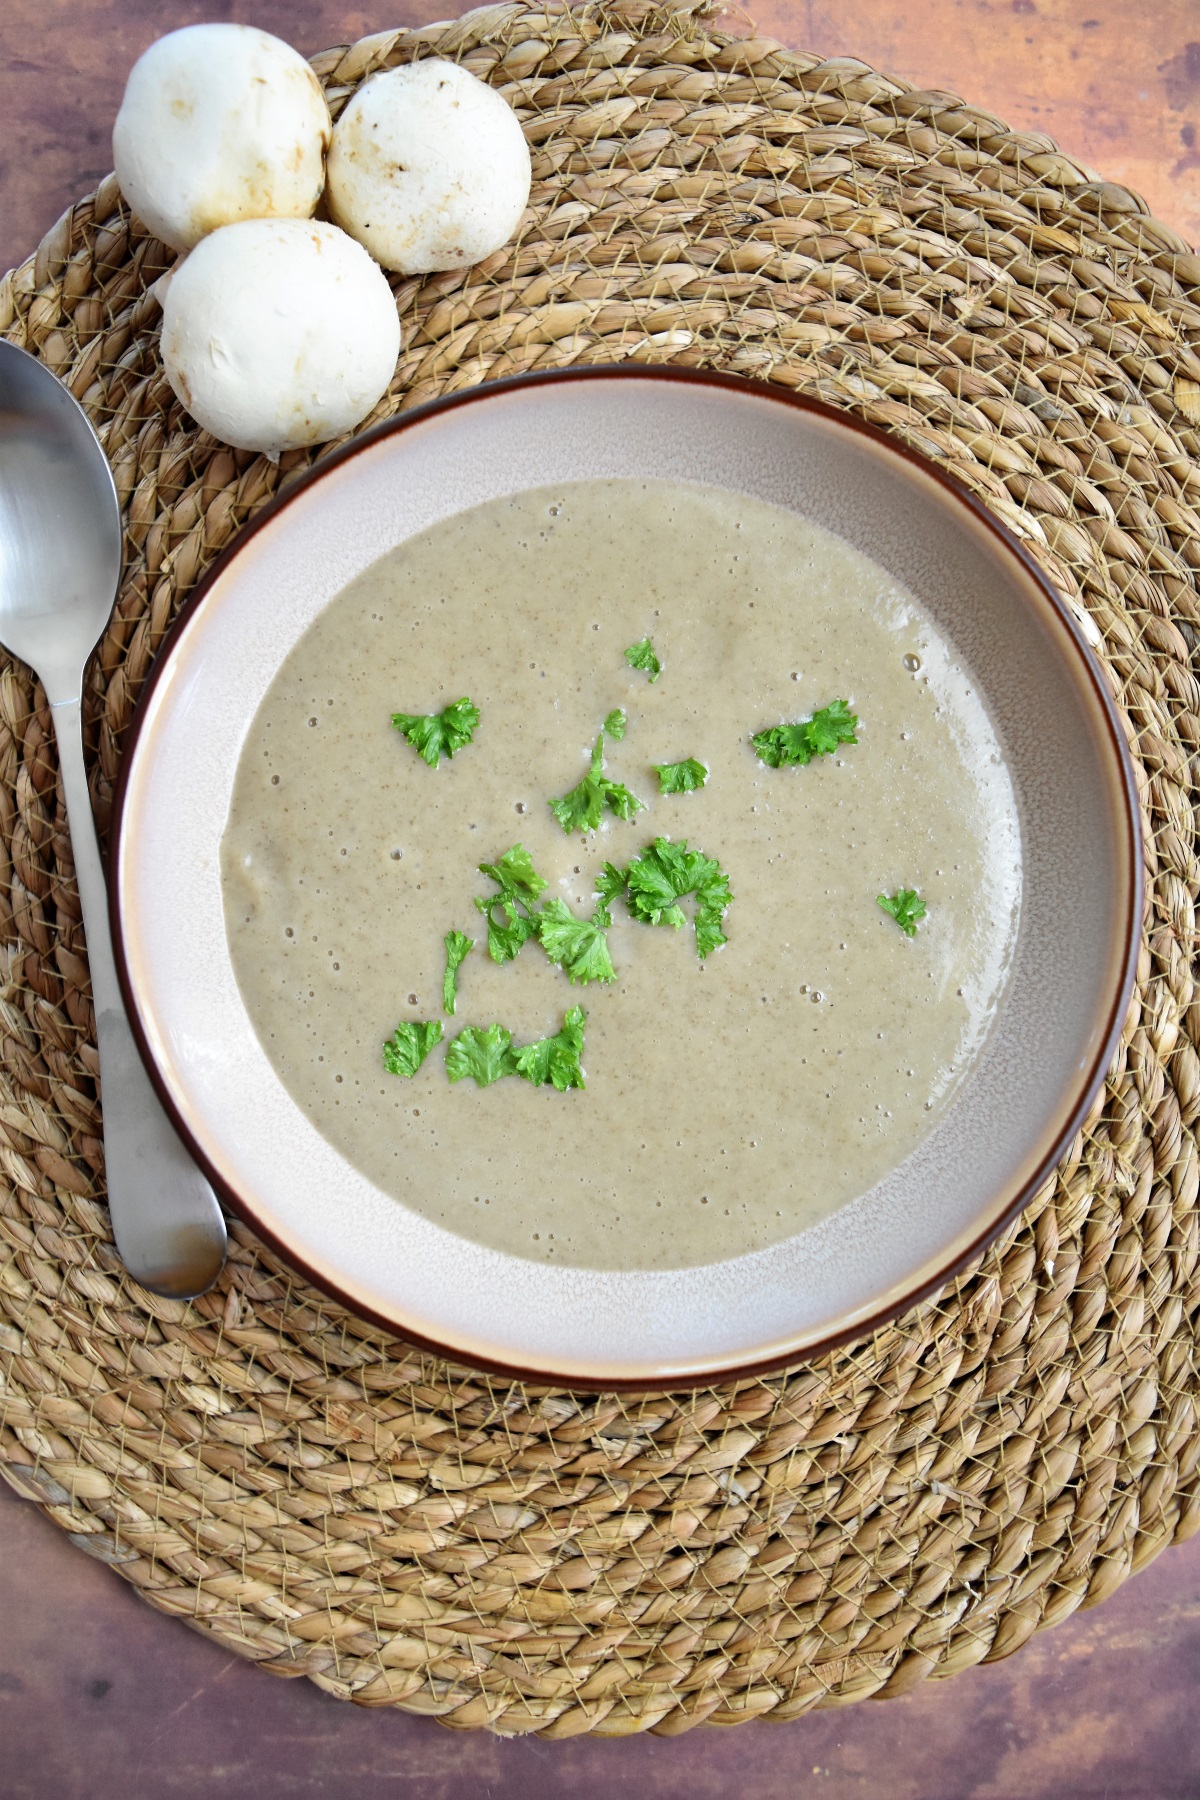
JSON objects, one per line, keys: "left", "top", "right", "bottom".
{"left": 112, "top": 367, "right": 1141, "bottom": 1387}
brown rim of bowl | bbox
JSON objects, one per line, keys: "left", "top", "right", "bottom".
{"left": 109, "top": 364, "right": 1144, "bottom": 1393}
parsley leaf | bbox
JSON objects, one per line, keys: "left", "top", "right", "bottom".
{"left": 478, "top": 844, "right": 547, "bottom": 903}
{"left": 512, "top": 1006, "right": 587, "bottom": 1091}
{"left": 750, "top": 699, "right": 858, "bottom": 769}
{"left": 593, "top": 861, "right": 627, "bottom": 928}
{"left": 655, "top": 757, "right": 708, "bottom": 795}
{"left": 623, "top": 837, "right": 733, "bottom": 959}
{"left": 625, "top": 637, "right": 662, "bottom": 682}
{"left": 476, "top": 903, "right": 534, "bottom": 965}
{"left": 877, "top": 888, "right": 927, "bottom": 937}
{"left": 383, "top": 1019, "right": 443, "bottom": 1077}
{"left": 446, "top": 1023, "right": 517, "bottom": 1086}
{"left": 390, "top": 697, "right": 480, "bottom": 768}
{"left": 604, "top": 708, "right": 627, "bottom": 741}
{"left": 537, "top": 898, "right": 616, "bottom": 985}
{"left": 549, "top": 736, "right": 608, "bottom": 834}
{"left": 549, "top": 734, "right": 646, "bottom": 835}
{"left": 442, "top": 930, "right": 474, "bottom": 1014}
{"left": 474, "top": 844, "right": 549, "bottom": 963}
{"left": 603, "top": 778, "right": 646, "bottom": 823}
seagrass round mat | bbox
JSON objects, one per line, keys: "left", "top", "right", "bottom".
{"left": 1, "top": 0, "right": 1200, "bottom": 1737}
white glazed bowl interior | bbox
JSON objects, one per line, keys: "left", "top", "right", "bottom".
{"left": 114, "top": 371, "right": 1139, "bottom": 1386}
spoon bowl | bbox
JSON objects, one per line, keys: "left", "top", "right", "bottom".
{"left": 0, "top": 339, "right": 226, "bottom": 1297}
{"left": 0, "top": 353, "right": 123, "bottom": 702}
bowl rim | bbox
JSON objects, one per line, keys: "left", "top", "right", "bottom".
{"left": 109, "top": 363, "right": 1144, "bottom": 1391}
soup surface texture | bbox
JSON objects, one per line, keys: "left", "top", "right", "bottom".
{"left": 221, "top": 479, "right": 1021, "bottom": 1270}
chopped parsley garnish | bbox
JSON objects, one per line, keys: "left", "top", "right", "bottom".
{"left": 444, "top": 1011, "right": 589, "bottom": 1091}
{"left": 593, "top": 861, "right": 627, "bottom": 928}
{"left": 382, "top": 1019, "right": 443, "bottom": 1077}
{"left": 390, "top": 697, "right": 480, "bottom": 768}
{"left": 475, "top": 844, "right": 548, "bottom": 963}
{"left": 623, "top": 836, "right": 732, "bottom": 959}
{"left": 603, "top": 708, "right": 627, "bottom": 741}
{"left": 877, "top": 888, "right": 927, "bottom": 937}
{"left": 625, "top": 637, "right": 662, "bottom": 682}
{"left": 512, "top": 1006, "right": 587, "bottom": 1091}
{"left": 537, "top": 899, "right": 616, "bottom": 985}
{"left": 442, "top": 930, "right": 474, "bottom": 1014}
{"left": 445, "top": 1022, "right": 517, "bottom": 1087}
{"left": 549, "top": 733, "right": 645, "bottom": 835}
{"left": 750, "top": 699, "right": 858, "bottom": 769}
{"left": 655, "top": 757, "right": 708, "bottom": 795}
{"left": 479, "top": 843, "right": 546, "bottom": 900}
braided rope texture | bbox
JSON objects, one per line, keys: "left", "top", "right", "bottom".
{"left": 1, "top": 0, "right": 1200, "bottom": 1736}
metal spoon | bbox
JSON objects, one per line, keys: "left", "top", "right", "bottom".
{"left": 0, "top": 339, "right": 226, "bottom": 1297}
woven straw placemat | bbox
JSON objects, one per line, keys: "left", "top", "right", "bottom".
{"left": 1, "top": 0, "right": 1199, "bottom": 1737}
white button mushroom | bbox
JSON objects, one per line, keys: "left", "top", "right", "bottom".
{"left": 326, "top": 59, "right": 532, "bottom": 275}
{"left": 113, "top": 24, "right": 332, "bottom": 252}
{"left": 160, "top": 219, "right": 401, "bottom": 454}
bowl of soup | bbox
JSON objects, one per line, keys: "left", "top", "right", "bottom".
{"left": 111, "top": 366, "right": 1141, "bottom": 1387}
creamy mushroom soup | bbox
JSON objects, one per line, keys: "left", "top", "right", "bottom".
{"left": 221, "top": 478, "right": 1021, "bottom": 1270}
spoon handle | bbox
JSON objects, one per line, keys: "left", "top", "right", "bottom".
{"left": 49, "top": 697, "right": 227, "bottom": 1298}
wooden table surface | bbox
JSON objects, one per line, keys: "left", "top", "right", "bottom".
{"left": 3, "top": 3, "right": 1200, "bottom": 1794}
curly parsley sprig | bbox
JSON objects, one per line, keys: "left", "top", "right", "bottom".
{"left": 473, "top": 845, "right": 618, "bottom": 984}
{"left": 624, "top": 637, "right": 662, "bottom": 682}
{"left": 446, "top": 1022, "right": 516, "bottom": 1087}
{"left": 474, "top": 844, "right": 549, "bottom": 963}
{"left": 442, "top": 931, "right": 475, "bottom": 1013}
{"left": 512, "top": 1007, "right": 587, "bottom": 1091}
{"left": 621, "top": 836, "right": 732, "bottom": 960}
{"left": 390, "top": 697, "right": 480, "bottom": 768}
{"left": 549, "top": 732, "right": 645, "bottom": 835}
{"left": 592, "top": 862, "right": 628, "bottom": 929}
{"left": 877, "top": 888, "right": 927, "bottom": 937}
{"left": 751, "top": 699, "right": 858, "bottom": 769}
{"left": 654, "top": 757, "right": 708, "bottom": 795}
{"left": 445, "top": 1010, "right": 588, "bottom": 1091}
{"left": 382, "top": 1019, "right": 443, "bottom": 1077}
{"left": 537, "top": 899, "right": 616, "bottom": 986}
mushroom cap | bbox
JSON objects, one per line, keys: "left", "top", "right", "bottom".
{"left": 161, "top": 219, "right": 401, "bottom": 453}
{"left": 326, "top": 59, "right": 532, "bottom": 275}
{"left": 113, "top": 24, "right": 332, "bottom": 252}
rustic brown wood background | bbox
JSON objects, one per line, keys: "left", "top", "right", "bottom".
{"left": 3, "top": 2, "right": 1200, "bottom": 1795}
